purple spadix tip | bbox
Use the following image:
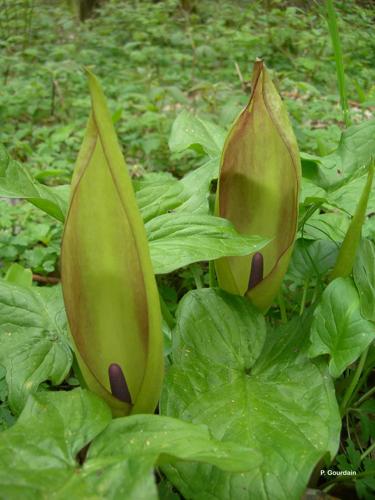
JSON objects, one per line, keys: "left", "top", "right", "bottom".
{"left": 108, "top": 363, "right": 132, "bottom": 404}
{"left": 248, "top": 252, "right": 264, "bottom": 290}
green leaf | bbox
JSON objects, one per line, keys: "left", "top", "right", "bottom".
{"left": 326, "top": 119, "right": 375, "bottom": 177}
{"left": 287, "top": 239, "right": 338, "bottom": 284}
{"left": 302, "top": 212, "right": 349, "bottom": 241}
{"left": 134, "top": 173, "right": 185, "bottom": 222}
{"left": 85, "top": 414, "right": 261, "bottom": 499}
{"left": 0, "top": 145, "right": 69, "bottom": 222}
{"left": 303, "top": 120, "right": 375, "bottom": 190}
{"left": 176, "top": 158, "right": 218, "bottom": 213}
{"left": 309, "top": 278, "right": 375, "bottom": 378}
{"left": 327, "top": 171, "right": 375, "bottom": 218}
{"left": 0, "top": 280, "right": 72, "bottom": 413}
{"left": 157, "top": 479, "right": 180, "bottom": 500}
{"left": 0, "top": 389, "right": 112, "bottom": 498}
{"left": 161, "top": 289, "right": 340, "bottom": 500}
{"left": 169, "top": 110, "right": 226, "bottom": 158}
{"left": 146, "top": 213, "right": 269, "bottom": 274}
{"left": 4, "top": 263, "right": 33, "bottom": 287}
{"left": 300, "top": 177, "right": 327, "bottom": 204}
{"left": 353, "top": 239, "right": 375, "bottom": 322}
{"left": 0, "top": 405, "right": 15, "bottom": 432}
{"left": 134, "top": 159, "right": 218, "bottom": 223}
{"left": 0, "top": 390, "right": 260, "bottom": 499}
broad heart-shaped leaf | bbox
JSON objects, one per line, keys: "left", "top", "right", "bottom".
{"left": 300, "top": 168, "right": 375, "bottom": 243}
{"left": 301, "top": 212, "right": 349, "bottom": 242}
{"left": 0, "top": 390, "right": 261, "bottom": 500}
{"left": 309, "top": 278, "right": 375, "bottom": 378}
{"left": 176, "top": 158, "right": 219, "bottom": 213}
{"left": 134, "top": 159, "right": 218, "bottom": 223}
{"left": 0, "top": 279, "right": 72, "bottom": 414}
{"left": 299, "top": 120, "right": 375, "bottom": 189}
{"left": 134, "top": 172, "right": 185, "bottom": 222}
{"left": 326, "top": 170, "right": 375, "bottom": 218}
{"left": 0, "top": 389, "right": 112, "bottom": 499}
{"left": 145, "top": 213, "right": 269, "bottom": 274}
{"left": 353, "top": 239, "right": 375, "bottom": 322}
{"left": 61, "top": 71, "right": 163, "bottom": 416}
{"left": 0, "top": 144, "right": 68, "bottom": 222}
{"left": 169, "top": 110, "right": 226, "bottom": 158}
{"left": 323, "top": 118, "right": 375, "bottom": 181}
{"left": 4, "top": 263, "right": 33, "bottom": 287}
{"left": 300, "top": 177, "right": 327, "bottom": 204}
{"left": 286, "top": 239, "right": 339, "bottom": 285}
{"left": 84, "top": 415, "right": 261, "bottom": 500}
{"left": 161, "top": 289, "right": 340, "bottom": 500}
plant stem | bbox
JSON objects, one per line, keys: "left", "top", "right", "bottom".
{"left": 361, "top": 441, "right": 375, "bottom": 461}
{"left": 340, "top": 347, "right": 368, "bottom": 416}
{"left": 298, "top": 201, "right": 323, "bottom": 232}
{"left": 190, "top": 264, "right": 203, "bottom": 289}
{"left": 354, "top": 386, "right": 375, "bottom": 407}
{"left": 278, "top": 291, "right": 287, "bottom": 323}
{"left": 32, "top": 274, "right": 60, "bottom": 284}
{"left": 352, "top": 365, "right": 374, "bottom": 403}
{"left": 159, "top": 295, "right": 175, "bottom": 330}
{"left": 299, "top": 279, "right": 309, "bottom": 316}
{"left": 322, "top": 469, "right": 374, "bottom": 491}
{"left": 208, "top": 261, "right": 217, "bottom": 288}
{"left": 325, "top": 0, "right": 351, "bottom": 127}
{"left": 345, "top": 412, "right": 351, "bottom": 442}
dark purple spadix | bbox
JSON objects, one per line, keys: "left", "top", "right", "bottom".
{"left": 248, "top": 252, "right": 264, "bottom": 290}
{"left": 108, "top": 363, "right": 132, "bottom": 404}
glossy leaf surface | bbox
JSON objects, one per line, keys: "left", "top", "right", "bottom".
{"left": 0, "top": 145, "right": 68, "bottom": 222}
{"left": 134, "top": 159, "right": 218, "bottom": 221}
{"left": 323, "top": 118, "right": 375, "bottom": 181}
{"left": 0, "top": 279, "right": 72, "bottom": 414}
{"left": 169, "top": 110, "right": 226, "bottom": 158}
{"left": 161, "top": 289, "right": 340, "bottom": 500}
{"left": 0, "top": 390, "right": 111, "bottom": 498}
{"left": 287, "top": 239, "right": 338, "bottom": 285}
{"left": 0, "top": 390, "right": 261, "bottom": 499}
{"left": 146, "top": 213, "right": 269, "bottom": 274}
{"left": 309, "top": 277, "right": 375, "bottom": 378}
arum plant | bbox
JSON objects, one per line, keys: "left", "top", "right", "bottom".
{"left": 61, "top": 70, "right": 163, "bottom": 417}
{"left": 215, "top": 60, "right": 301, "bottom": 311}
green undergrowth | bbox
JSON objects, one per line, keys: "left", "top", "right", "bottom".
{"left": 0, "top": 1, "right": 375, "bottom": 499}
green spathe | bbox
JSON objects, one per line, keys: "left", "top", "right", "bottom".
{"left": 330, "top": 161, "right": 374, "bottom": 281}
{"left": 215, "top": 60, "right": 301, "bottom": 311}
{"left": 61, "top": 70, "right": 163, "bottom": 416}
